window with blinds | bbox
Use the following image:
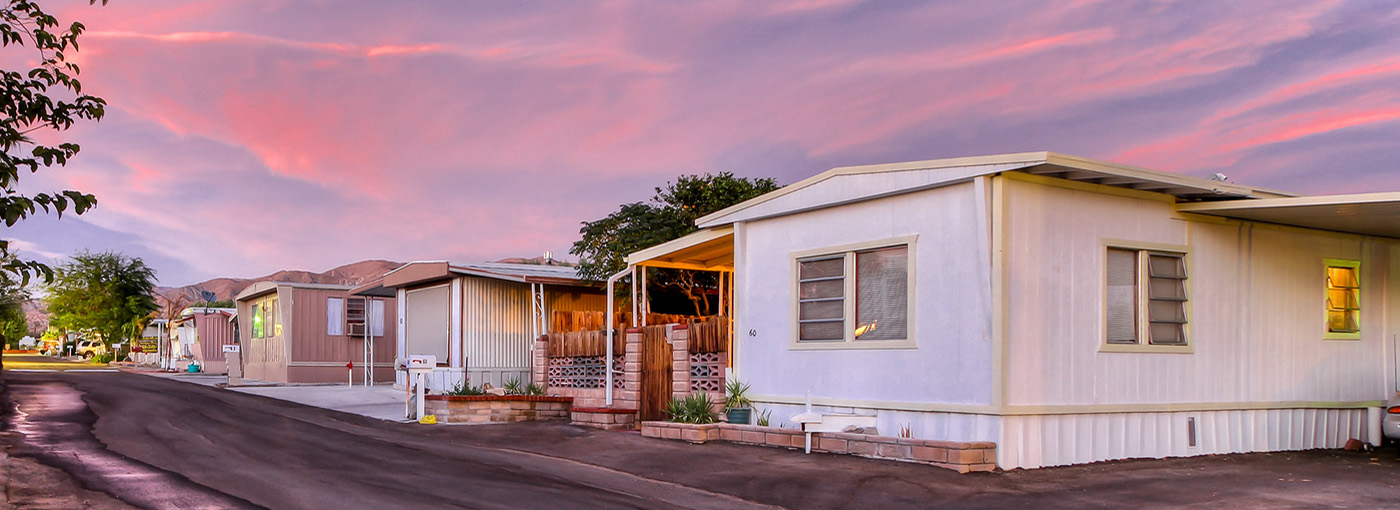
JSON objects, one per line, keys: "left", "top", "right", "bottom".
{"left": 1324, "top": 260, "right": 1360, "bottom": 338}
{"left": 1105, "top": 247, "right": 1188, "bottom": 348}
{"left": 796, "top": 243, "right": 911, "bottom": 345}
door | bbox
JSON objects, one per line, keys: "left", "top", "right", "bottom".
{"left": 639, "top": 326, "right": 672, "bottom": 421}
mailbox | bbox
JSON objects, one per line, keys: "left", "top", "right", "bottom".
{"left": 406, "top": 355, "right": 437, "bottom": 372}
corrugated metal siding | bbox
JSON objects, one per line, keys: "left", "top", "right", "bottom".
{"left": 545, "top": 288, "right": 606, "bottom": 316}
{"left": 196, "top": 312, "right": 235, "bottom": 362}
{"left": 1000, "top": 409, "right": 1371, "bottom": 469}
{"left": 290, "top": 289, "right": 399, "bottom": 363}
{"left": 1002, "top": 178, "right": 1393, "bottom": 406}
{"left": 461, "top": 277, "right": 533, "bottom": 371}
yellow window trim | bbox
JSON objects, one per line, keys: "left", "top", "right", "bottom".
{"left": 1322, "top": 258, "right": 1361, "bottom": 341}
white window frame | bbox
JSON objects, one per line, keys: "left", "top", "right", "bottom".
{"left": 1100, "top": 239, "right": 1192, "bottom": 354}
{"left": 790, "top": 235, "right": 917, "bottom": 350}
{"left": 1323, "top": 258, "right": 1361, "bottom": 341}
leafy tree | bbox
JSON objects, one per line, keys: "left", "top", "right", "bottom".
{"left": 1, "top": 0, "right": 108, "bottom": 286}
{"left": 44, "top": 250, "right": 157, "bottom": 346}
{"left": 571, "top": 173, "right": 779, "bottom": 315}
{"left": 0, "top": 282, "right": 25, "bottom": 348}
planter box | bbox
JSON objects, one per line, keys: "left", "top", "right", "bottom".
{"left": 639, "top": 421, "right": 997, "bottom": 473}
{"left": 571, "top": 407, "right": 639, "bottom": 430}
{"left": 423, "top": 395, "right": 573, "bottom": 424}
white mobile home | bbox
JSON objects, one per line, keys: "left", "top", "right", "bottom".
{"left": 630, "top": 151, "right": 1399, "bottom": 469}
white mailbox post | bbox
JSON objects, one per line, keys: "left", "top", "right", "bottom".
{"left": 405, "top": 355, "right": 437, "bottom": 420}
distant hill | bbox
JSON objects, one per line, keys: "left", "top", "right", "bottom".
{"left": 154, "top": 259, "right": 404, "bottom": 303}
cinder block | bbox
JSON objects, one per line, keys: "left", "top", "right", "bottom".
{"left": 641, "top": 427, "right": 661, "bottom": 438}
{"left": 766, "top": 433, "right": 792, "bottom": 448}
{"left": 682, "top": 429, "right": 710, "bottom": 443}
{"left": 663, "top": 427, "right": 683, "bottom": 440}
{"left": 817, "top": 437, "right": 847, "bottom": 453}
{"left": 911, "top": 446, "right": 948, "bottom": 463}
{"left": 848, "top": 441, "right": 878, "bottom": 456}
{"left": 741, "top": 431, "right": 766, "bottom": 444}
{"left": 952, "top": 449, "right": 984, "bottom": 465}
{"left": 878, "top": 443, "right": 912, "bottom": 459}
{"left": 509, "top": 402, "right": 532, "bottom": 410}
{"left": 982, "top": 449, "right": 998, "bottom": 464}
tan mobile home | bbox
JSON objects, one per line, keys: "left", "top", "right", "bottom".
{"left": 169, "top": 307, "right": 236, "bottom": 374}
{"left": 234, "top": 281, "right": 398, "bottom": 384}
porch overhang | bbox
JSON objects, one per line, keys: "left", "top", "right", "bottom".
{"left": 626, "top": 226, "right": 735, "bottom": 271}
{"left": 1176, "top": 192, "right": 1400, "bottom": 240}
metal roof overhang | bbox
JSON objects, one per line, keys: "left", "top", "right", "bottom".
{"left": 626, "top": 226, "right": 735, "bottom": 271}
{"left": 1176, "top": 192, "right": 1400, "bottom": 239}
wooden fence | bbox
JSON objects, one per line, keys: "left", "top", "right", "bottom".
{"left": 687, "top": 316, "right": 729, "bottom": 354}
{"left": 545, "top": 329, "right": 625, "bottom": 358}
{"left": 550, "top": 310, "right": 707, "bottom": 334}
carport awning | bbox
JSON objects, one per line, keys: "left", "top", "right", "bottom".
{"left": 1177, "top": 192, "right": 1400, "bottom": 239}
{"left": 626, "top": 226, "right": 734, "bottom": 271}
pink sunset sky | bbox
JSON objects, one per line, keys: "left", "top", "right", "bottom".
{"left": 15, "top": 0, "right": 1400, "bottom": 286}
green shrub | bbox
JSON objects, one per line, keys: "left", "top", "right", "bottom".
{"left": 524, "top": 382, "right": 545, "bottom": 396}
{"left": 91, "top": 353, "right": 115, "bottom": 364}
{"left": 503, "top": 378, "right": 524, "bottom": 395}
{"left": 756, "top": 409, "right": 771, "bottom": 427}
{"left": 666, "top": 392, "right": 719, "bottom": 424}
{"left": 444, "top": 382, "right": 486, "bottom": 396}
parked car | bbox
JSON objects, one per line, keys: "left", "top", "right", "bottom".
{"left": 1386, "top": 393, "right": 1400, "bottom": 445}
{"left": 75, "top": 339, "right": 107, "bottom": 359}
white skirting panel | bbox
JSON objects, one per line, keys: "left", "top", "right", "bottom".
{"left": 755, "top": 402, "right": 1000, "bottom": 442}
{"left": 1000, "top": 408, "right": 1371, "bottom": 470}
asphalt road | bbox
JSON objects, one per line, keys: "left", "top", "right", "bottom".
{"left": 3, "top": 355, "right": 1400, "bottom": 509}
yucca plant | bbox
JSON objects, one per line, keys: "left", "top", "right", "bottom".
{"left": 524, "top": 382, "right": 546, "bottom": 396}
{"left": 503, "top": 378, "right": 524, "bottom": 395}
{"left": 665, "top": 392, "right": 719, "bottom": 424}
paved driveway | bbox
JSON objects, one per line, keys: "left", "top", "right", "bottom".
{"left": 3, "top": 365, "right": 1399, "bottom": 509}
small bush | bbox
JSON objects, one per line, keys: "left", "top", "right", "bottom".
{"left": 91, "top": 353, "right": 115, "bottom": 364}
{"left": 756, "top": 409, "right": 772, "bottom": 427}
{"left": 666, "top": 392, "right": 719, "bottom": 424}
{"left": 524, "top": 382, "right": 546, "bottom": 396}
{"left": 444, "top": 382, "right": 486, "bottom": 396}
{"left": 503, "top": 378, "right": 524, "bottom": 395}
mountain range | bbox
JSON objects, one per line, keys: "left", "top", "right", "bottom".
{"left": 153, "top": 259, "right": 404, "bottom": 304}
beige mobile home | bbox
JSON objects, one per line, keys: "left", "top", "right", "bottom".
{"left": 628, "top": 151, "right": 1400, "bottom": 469}
{"left": 234, "top": 282, "right": 398, "bottom": 384}
{"left": 352, "top": 261, "right": 604, "bottom": 390}
{"left": 169, "top": 307, "right": 236, "bottom": 374}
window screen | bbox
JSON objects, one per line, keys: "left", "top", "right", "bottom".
{"left": 798, "top": 256, "right": 844, "bottom": 341}
{"left": 855, "top": 246, "right": 908, "bottom": 341}
{"left": 1105, "top": 248, "right": 1138, "bottom": 344}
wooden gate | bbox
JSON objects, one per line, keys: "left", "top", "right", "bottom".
{"left": 639, "top": 325, "right": 672, "bottom": 421}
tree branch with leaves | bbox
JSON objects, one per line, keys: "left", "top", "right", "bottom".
{"left": 1, "top": 0, "right": 107, "bottom": 286}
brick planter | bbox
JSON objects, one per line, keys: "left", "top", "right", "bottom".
{"left": 424, "top": 395, "right": 572, "bottom": 424}
{"left": 571, "top": 407, "right": 638, "bottom": 430}
{"left": 640, "top": 421, "right": 997, "bottom": 473}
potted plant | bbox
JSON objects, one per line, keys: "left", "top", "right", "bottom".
{"left": 725, "top": 379, "right": 753, "bottom": 424}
